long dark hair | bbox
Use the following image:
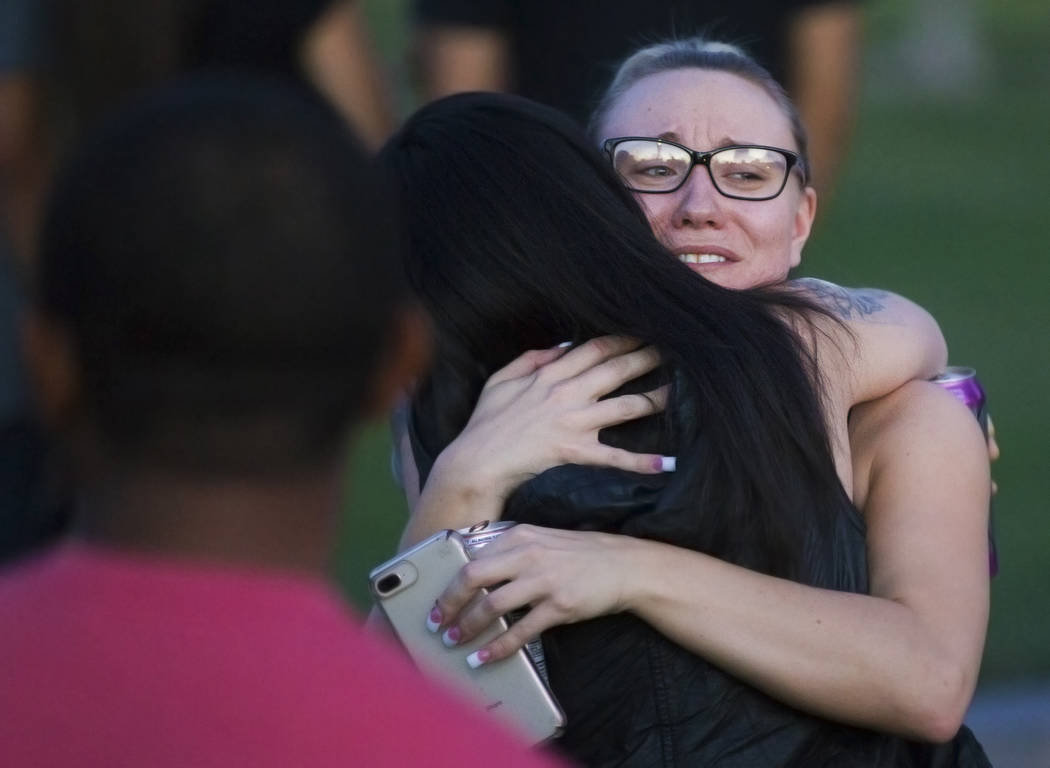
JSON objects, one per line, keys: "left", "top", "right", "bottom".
{"left": 381, "top": 92, "right": 859, "bottom": 589}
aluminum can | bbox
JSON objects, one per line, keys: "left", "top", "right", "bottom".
{"left": 457, "top": 521, "right": 550, "bottom": 682}
{"left": 459, "top": 520, "right": 519, "bottom": 555}
{"left": 932, "top": 367, "right": 999, "bottom": 576}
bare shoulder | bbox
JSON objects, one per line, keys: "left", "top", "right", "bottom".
{"left": 850, "top": 380, "right": 988, "bottom": 511}
{"left": 787, "top": 278, "right": 893, "bottom": 322}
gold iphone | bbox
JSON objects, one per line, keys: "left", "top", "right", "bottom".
{"left": 369, "top": 530, "right": 565, "bottom": 744}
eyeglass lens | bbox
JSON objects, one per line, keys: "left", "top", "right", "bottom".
{"left": 610, "top": 140, "right": 789, "bottom": 198}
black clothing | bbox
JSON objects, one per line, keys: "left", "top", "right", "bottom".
{"left": 414, "top": 0, "right": 858, "bottom": 125}
{"left": 408, "top": 411, "right": 992, "bottom": 766}
{"left": 503, "top": 463, "right": 991, "bottom": 767}
{"left": 188, "top": 0, "right": 335, "bottom": 77}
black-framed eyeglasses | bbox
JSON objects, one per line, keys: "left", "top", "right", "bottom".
{"left": 602, "top": 137, "right": 805, "bottom": 200}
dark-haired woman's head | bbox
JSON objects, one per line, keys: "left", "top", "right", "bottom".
{"left": 382, "top": 92, "right": 857, "bottom": 590}
{"left": 381, "top": 93, "right": 678, "bottom": 364}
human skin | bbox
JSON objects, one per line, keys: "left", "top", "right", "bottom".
{"left": 398, "top": 71, "right": 989, "bottom": 741}
{"left": 600, "top": 68, "right": 816, "bottom": 290}
{"left": 299, "top": 0, "right": 395, "bottom": 150}
{"left": 407, "top": 303, "right": 985, "bottom": 743}
{"left": 413, "top": 5, "right": 861, "bottom": 200}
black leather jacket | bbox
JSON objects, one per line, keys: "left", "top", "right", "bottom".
{"left": 501, "top": 464, "right": 992, "bottom": 768}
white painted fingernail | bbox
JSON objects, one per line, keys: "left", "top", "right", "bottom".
{"left": 425, "top": 609, "right": 441, "bottom": 634}
{"left": 466, "top": 650, "right": 491, "bottom": 669}
{"left": 441, "top": 627, "right": 461, "bottom": 647}
{"left": 556, "top": 341, "right": 573, "bottom": 348}
{"left": 661, "top": 456, "right": 677, "bottom": 472}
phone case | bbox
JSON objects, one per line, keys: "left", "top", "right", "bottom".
{"left": 369, "top": 530, "right": 565, "bottom": 744}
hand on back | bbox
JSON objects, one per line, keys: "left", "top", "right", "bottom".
{"left": 436, "top": 335, "right": 671, "bottom": 501}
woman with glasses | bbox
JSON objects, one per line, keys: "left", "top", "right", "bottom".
{"left": 589, "top": 36, "right": 992, "bottom": 744}
{"left": 381, "top": 85, "right": 990, "bottom": 765}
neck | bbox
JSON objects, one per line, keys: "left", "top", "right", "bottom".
{"left": 75, "top": 462, "right": 344, "bottom": 576}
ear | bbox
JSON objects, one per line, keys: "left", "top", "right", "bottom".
{"left": 789, "top": 185, "right": 818, "bottom": 269}
{"left": 364, "top": 303, "right": 432, "bottom": 418}
{"left": 21, "top": 308, "right": 80, "bottom": 433}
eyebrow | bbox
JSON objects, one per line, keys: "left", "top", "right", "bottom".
{"left": 654, "top": 132, "right": 747, "bottom": 149}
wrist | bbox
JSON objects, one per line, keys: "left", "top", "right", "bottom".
{"left": 400, "top": 451, "right": 506, "bottom": 548}
{"left": 612, "top": 535, "right": 663, "bottom": 614}
{"left": 431, "top": 438, "right": 514, "bottom": 501}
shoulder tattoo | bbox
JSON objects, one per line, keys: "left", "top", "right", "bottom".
{"left": 797, "top": 278, "right": 888, "bottom": 320}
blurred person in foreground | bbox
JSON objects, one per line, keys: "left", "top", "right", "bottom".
{"left": 0, "top": 0, "right": 71, "bottom": 562}
{"left": 0, "top": 78, "right": 562, "bottom": 768}
{"left": 0, "top": 0, "right": 398, "bottom": 564}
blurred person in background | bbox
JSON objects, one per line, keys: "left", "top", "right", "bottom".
{"left": 0, "top": 0, "right": 398, "bottom": 564}
{"left": 0, "top": 77, "right": 562, "bottom": 768}
{"left": 412, "top": 0, "right": 862, "bottom": 202}
{"left": 0, "top": 0, "right": 71, "bottom": 562}
{"left": 43, "top": 0, "right": 395, "bottom": 152}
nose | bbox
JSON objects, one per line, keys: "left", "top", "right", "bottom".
{"left": 671, "top": 164, "right": 725, "bottom": 230}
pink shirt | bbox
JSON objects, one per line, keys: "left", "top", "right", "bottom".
{"left": 0, "top": 542, "right": 565, "bottom": 767}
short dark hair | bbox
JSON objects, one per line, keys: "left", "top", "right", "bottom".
{"left": 36, "top": 77, "right": 406, "bottom": 475}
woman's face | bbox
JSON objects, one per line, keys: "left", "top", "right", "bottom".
{"left": 600, "top": 68, "right": 816, "bottom": 290}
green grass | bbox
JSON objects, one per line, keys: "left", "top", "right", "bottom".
{"left": 340, "top": 1, "right": 1050, "bottom": 684}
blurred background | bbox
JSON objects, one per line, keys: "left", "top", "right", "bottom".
{"left": 335, "top": 0, "right": 1050, "bottom": 763}
{"left": 0, "top": 0, "right": 1046, "bottom": 763}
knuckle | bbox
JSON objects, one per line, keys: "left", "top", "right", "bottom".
{"left": 459, "top": 561, "right": 486, "bottom": 588}
{"left": 589, "top": 336, "right": 615, "bottom": 356}
{"left": 547, "top": 379, "right": 576, "bottom": 403}
{"left": 559, "top": 442, "right": 585, "bottom": 464}
{"left": 616, "top": 395, "right": 642, "bottom": 418}
{"left": 490, "top": 633, "right": 516, "bottom": 658}
{"left": 607, "top": 353, "right": 633, "bottom": 377}
{"left": 549, "top": 592, "right": 575, "bottom": 618}
{"left": 480, "top": 591, "right": 504, "bottom": 616}
{"left": 513, "top": 523, "right": 539, "bottom": 539}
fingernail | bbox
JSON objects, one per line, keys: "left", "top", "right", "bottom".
{"left": 442, "top": 626, "right": 461, "bottom": 647}
{"left": 556, "top": 341, "right": 573, "bottom": 348}
{"left": 426, "top": 605, "right": 442, "bottom": 633}
{"left": 660, "top": 456, "right": 676, "bottom": 472}
{"left": 466, "top": 649, "right": 492, "bottom": 669}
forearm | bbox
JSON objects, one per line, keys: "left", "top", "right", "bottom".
{"left": 621, "top": 538, "right": 975, "bottom": 740}
{"left": 414, "top": 26, "right": 510, "bottom": 101}
{"left": 300, "top": 1, "right": 395, "bottom": 149}
{"left": 789, "top": 279, "right": 948, "bottom": 403}
{"left": 788, "top": 2, "right": 862, "bottom": 200}
{"left": 398, "top": 448, "right": 506, "bottom": 548}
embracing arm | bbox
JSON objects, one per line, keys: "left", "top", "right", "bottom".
{"left": 624, "top": 384, "right": 988, "bottom": 740}
{"left": 397, "top": 337, "right": 670, "bottom": 549}
{"left": 433, "top": 381, "right": 989, "bottom": 741}
{"left": 788, "top": 278, "right": 947, "bottom": 406}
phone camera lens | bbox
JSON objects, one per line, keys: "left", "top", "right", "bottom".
{"left": 376, "top": 573, "right": 402, "bottom": 594}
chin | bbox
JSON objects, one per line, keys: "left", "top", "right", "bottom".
{"left": 684, "top": 261, "right": 743, "bottom": 289}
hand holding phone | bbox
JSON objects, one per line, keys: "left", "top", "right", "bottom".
{"left": 369, "top": 530, "right": 565, "bottom": 744}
